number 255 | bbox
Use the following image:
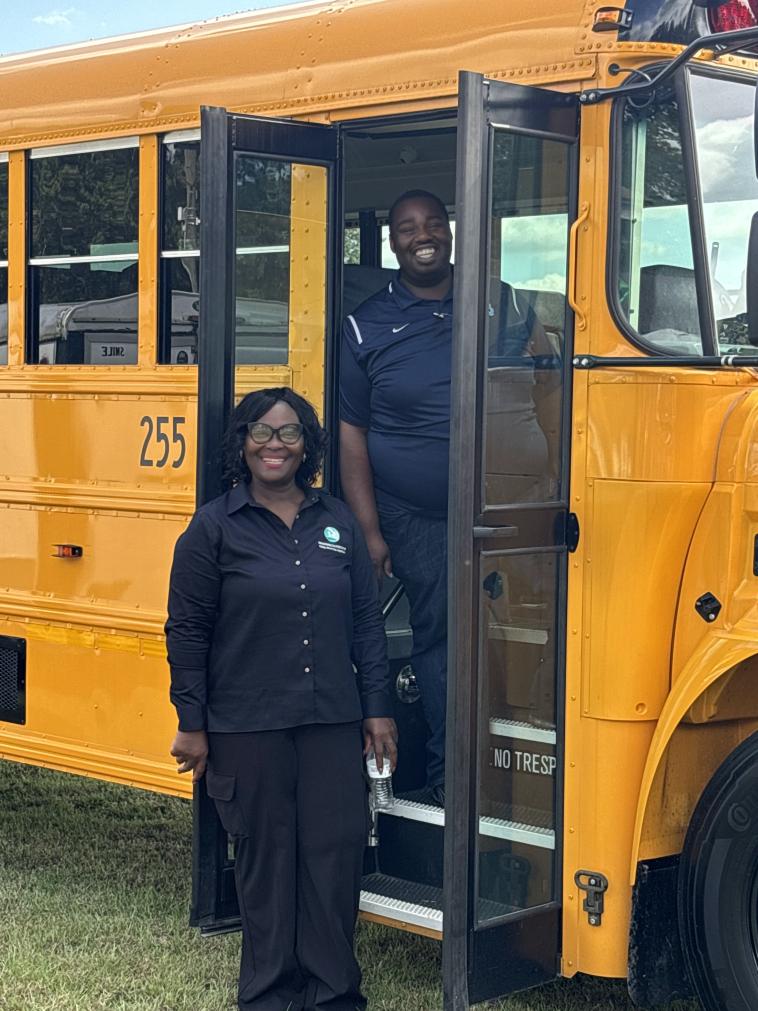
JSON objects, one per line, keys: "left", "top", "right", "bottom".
{"left": 139, "top": 416, "right": 187, "bottom": 469}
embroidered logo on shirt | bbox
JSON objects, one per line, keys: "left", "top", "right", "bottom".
{"left": 323, "top": 526, "right": 341, "bottom": 544}
{"left": 392, "top": 324, "right": 410, "bottom": 333}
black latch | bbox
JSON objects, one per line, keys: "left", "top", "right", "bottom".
{"left": 567, "top": 512, "right": 580, "bottom": 553}
{"left": 695, "top": 592, "right": 722, "bottom": 624}
{"left": 575, "top": 870, "right": 608, "bottom": 926}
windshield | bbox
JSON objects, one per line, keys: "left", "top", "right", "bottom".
{"left": 690, "top": 72, "right": 758, "bottom": 351}
{"left": 616, "top": 71, "right": 758, "bottom": 355}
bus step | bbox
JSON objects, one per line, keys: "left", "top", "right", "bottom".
{"left": 360, "top": 873, "right": 443, "bottom": 933}
{"left": 382, "top": 798, "right": 556, "bottom": 849}
{"left": 489, "top": 716, "right": 556, "bottom": 745}
{"left": 359, "top": 873, "right": 519, "bottom": 933}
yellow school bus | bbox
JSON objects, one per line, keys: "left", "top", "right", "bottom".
{"left": 2, "top": 1, "right": 758, "bottom": 1007}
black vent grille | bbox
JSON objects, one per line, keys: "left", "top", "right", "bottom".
{"left": 0, "top": 636, "right": 26, "bottom": 725}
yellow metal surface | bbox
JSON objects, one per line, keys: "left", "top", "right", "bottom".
{"left": 0, "top": 0, "right": 597, "bottom": 146}
{"left": 138, "top": 135, "right": 159, "bottom": 368}
{"left": 287, "top": 164, "right": 328, "bottom": 413}
{"left": 7, "top": 152, "right": 25, "bottom": 367}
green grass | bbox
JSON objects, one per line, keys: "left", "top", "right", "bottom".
{"left": 0, "top": 761, "right": 699, "bottom": 1011}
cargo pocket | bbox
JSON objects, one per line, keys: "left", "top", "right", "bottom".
{"left": 205, "top": 768, "right": 246, "bottom": 837}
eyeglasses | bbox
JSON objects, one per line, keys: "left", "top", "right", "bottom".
{"left": 246, "top": 422, "right": 304, "bottom": 445}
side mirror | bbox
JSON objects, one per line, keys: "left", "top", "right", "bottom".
{"left": 747, "top": 211, "right": 758, "bottom": 346}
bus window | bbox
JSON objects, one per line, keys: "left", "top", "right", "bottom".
{"left": 28, "top": 141, "right": 139, "bottom": 365}
{"left": 234, "top": 155, "right": 290, "bottom": 365}
{"left": 615, "top": 89, "right": 701, "bottom": 354}
{"left": 0, "top": 156, "right": 7, "bottom": 366}
{"left": 690, "top": 72, "right": 758, "bottom": 352}
{"left": 161, "top": 135, "right": 200, "bottom": 364}
{"left": 160, "top": 139, "right": 290, "bottom": 366}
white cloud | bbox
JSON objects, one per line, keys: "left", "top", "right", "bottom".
{"left": 33, "top": 8, "right": 78, "bottom": 27}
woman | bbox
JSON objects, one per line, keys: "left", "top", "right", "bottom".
{"left": 166, "top": 387, "right": 397, "bottom": 1011}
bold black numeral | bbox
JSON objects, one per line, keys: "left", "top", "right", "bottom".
{"left": 139, "top": 416, "right": 154, "bottom": 467}
{"left": 139, "top": 415, "right": 187, "bottom": 469}
{"left": 172, "top": 418, "right": 187, "bottom": 469}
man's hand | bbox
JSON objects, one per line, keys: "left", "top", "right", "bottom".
{"left": 366, "top": 532, "right": 393, "bottom": 582}
{"left": 363, "top": 717, "right": 398, "bottom": 773}
{"left": 170, "top": 729, "right": 208, "bottom": 782}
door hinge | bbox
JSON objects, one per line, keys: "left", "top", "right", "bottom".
{"left": 574, "top": 870, "right": 608, "bottom": 926}
{"left": 567, "top": 512, "right": 580, "bottom": 552}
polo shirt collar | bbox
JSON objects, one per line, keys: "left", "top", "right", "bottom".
{"left": 388, "top": 269, "right": 454, "bottom": 310}
{"left": 227, "top": 481, "right": 324, "bottom": 515}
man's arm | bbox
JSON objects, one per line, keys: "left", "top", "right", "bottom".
{"left": 339, "top": 420, "right": 392, "bottom": 580}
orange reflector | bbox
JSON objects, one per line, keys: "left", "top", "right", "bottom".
{"left": 53, "top": 544, "right": 83, "bottom": 558}
{"left": 593, "top": 6, "right": 633, "bottom": 31}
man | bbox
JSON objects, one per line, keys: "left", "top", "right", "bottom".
{"left": 340, "top": 190, "right": 538, "bottom": 805}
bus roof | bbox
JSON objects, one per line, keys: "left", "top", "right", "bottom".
{"left": 0, "top": 0, "right": 594, "bottom": 146}
{"left": 0, "top": 0, "right": 747, "bottom": 148}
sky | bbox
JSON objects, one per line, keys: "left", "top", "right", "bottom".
{"left": 2, "top": 0, "right": 312, "bottom": 56}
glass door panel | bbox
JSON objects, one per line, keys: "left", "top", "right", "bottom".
{"left": 444, "top": 73, "right": 577, "bottom": 1009}
{"left": 477, "top": 549, "right": 560, "bottom": 925}
{"left": 193, "top": 107, "right": 337, "bottom": 933}
{"left": 483, "top": 131, "right": 570, "bottom": 511}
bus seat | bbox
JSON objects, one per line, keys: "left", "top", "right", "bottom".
{"left": 638, "top": 264, "right": 700, "bottom": 336}
{"left": 516, "top": 287, "right": 566, "bottom": 337}
{"left": 343, "top": 263, "right": 396, "bottom": 316}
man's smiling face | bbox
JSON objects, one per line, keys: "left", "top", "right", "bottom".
{"left": 389, "top": 195, "right": 453, "bottom": 290}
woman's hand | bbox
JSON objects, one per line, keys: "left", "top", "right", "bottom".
{"left": 363, "top": 717, "right": 398, "bottom": 773}
{"left": 170, "top": 729, "right": 209, "bottom": 782}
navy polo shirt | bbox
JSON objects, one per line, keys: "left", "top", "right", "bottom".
{"left": 340, "top": 273, "right": 536, "bottom": 516}
{"left": 165, "top": 486, "right": 391, "bottom": 733}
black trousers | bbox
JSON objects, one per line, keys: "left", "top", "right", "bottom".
{"left": 207, "top": 723, "right": 368, "bottom": 1011}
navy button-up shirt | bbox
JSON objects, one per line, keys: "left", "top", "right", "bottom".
{"left": 340, "top": 272, "right": 535, "bottom": 517}
{"left": 165, "top": 485, "right": 391, "bottom": 733}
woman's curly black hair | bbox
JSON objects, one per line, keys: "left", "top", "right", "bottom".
{"left": 222, "top": 387, "right": 329, "bottom": 490}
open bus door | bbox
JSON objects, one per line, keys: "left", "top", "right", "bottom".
{"left": 192, "top": 105, "right": 339, "bottom": 933}
{"left": 442, "top": 73, "right": 579, "bottom": 1007}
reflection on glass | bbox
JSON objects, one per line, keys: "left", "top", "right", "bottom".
{"left": 30, "top": 262, "right": 138, "bottom": 364}
{"left": 0, "top": 266, "right": 6, "bottom": 366}
{"left": 234, "top": 155, "right": 291, "bottom": 367}
{"left": 160, "top": 142, "right": 201, "bottom": 363}
{"left": 1, "top": 164, "right": 9, "bottom": 365}
{"left": 163, "top": 141, "right": 200, "bottom": 252}
{"left": 476, "top": 551, "right": 559, "bottom": 923}
{"left": 0, "top": 162, "right": 8, "bottom": 260}
{"left": 690, "top": 73, "right": 758, "bottom": 352}
{"left": 617, "top": 89, "right": 701, "bottom": 352}
{"left": 159, "top": 257, "right": 199, "bottom": 364}
{"left": 31, "top": 148, "right": 139, "bottom": 258}
{"left": 484, "top": 131, "right": 568, "bottom": 508}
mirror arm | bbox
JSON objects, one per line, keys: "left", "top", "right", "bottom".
{"left": 747, "top": 213, "right": 758, "bottom": 347}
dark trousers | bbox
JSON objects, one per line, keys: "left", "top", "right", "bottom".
{"left": 377, "top": 503, "right": 447, "bottom": 787}
{"left": 207, "top": 723, "right": 368, "bottom": 1011}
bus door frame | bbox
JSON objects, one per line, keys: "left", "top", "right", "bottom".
{"left": 443, "top": 72, "right": 579, "bottom": 1008}
{"left": 192, "top": 105, "right": 341, "bottom": 933}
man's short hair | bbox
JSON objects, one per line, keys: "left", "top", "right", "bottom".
{"left": 388, "top": 189, "right": 450, "bottom": 230}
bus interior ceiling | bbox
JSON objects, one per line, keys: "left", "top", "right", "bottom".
{"left": 343, "top": 118, "right": 457, "bottom": 271}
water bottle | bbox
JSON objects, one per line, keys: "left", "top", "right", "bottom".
{"left": 366, "top": 750, "right": 394, "bottom": 810}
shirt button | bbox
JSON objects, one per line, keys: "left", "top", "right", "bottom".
{"left": 300, "top": 583, "right": 306, "bottom": 590}
{"left": 295, "top": 560, "right": 301, "bottom": 566}
{"left": 302, "top": 611, "right": 308, "bottom": 617}
{"left": 303, "top": 639, "right": 309, "bottom": 645}
{"left": 304, "top": 667, "right": 310, "bottom": 673}
{"left": 294, "top": 539, "right": 299, "bottom": 545}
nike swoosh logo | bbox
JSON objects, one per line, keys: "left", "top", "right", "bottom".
{"left": 392, "top": 324, "right": 409, "bottom": 333}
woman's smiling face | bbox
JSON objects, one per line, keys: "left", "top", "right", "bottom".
{"left": 244, "top": 400, "right": 305, "bottom": 490}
